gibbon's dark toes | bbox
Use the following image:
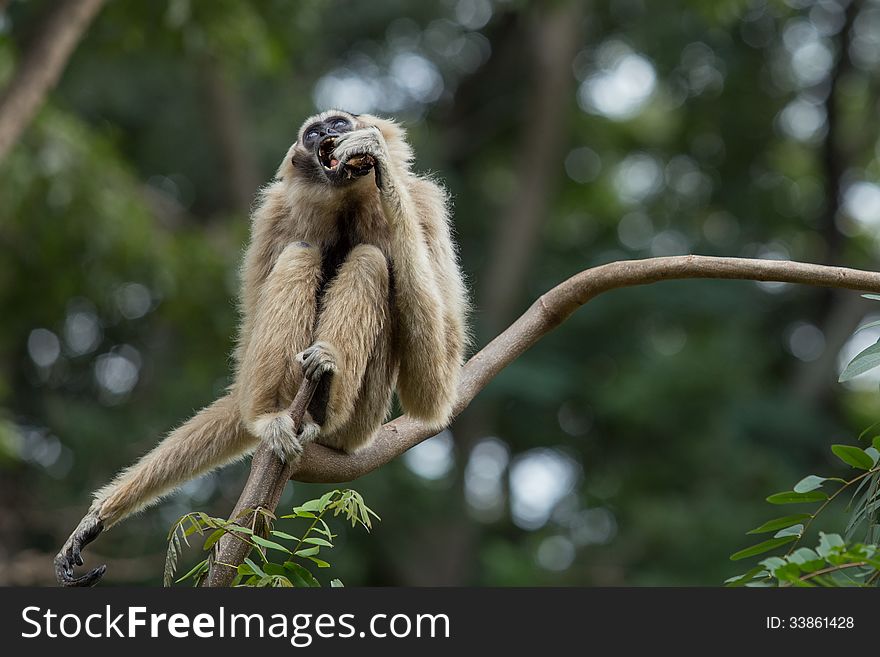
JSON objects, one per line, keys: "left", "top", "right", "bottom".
{"left": 298, "top": 344, "right": 336, "bottom": 382}
{"left": 55, "top": 512, "right": 106, "bottom": 587}
{"left": 54, "top": 549, "right": 105, "bottom": 587}
{"left": 60, "top": 564, "right": 107, "bottom": 588}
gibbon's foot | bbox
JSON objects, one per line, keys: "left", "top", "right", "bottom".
{"left": 252, "top": 411, "right": 304, "bottom": 463}
{"left": 297, "top": 412, "right": 321, "bottom": 445}
{"left": 296, "top": 342, "right": 338, "bottom": 383}
{"left": 55, "top": 510, "right": 106, "bottom": 587}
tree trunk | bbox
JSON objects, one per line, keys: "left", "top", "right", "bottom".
{"left": 0, "top": 0, "right": 106, "bottom": 162}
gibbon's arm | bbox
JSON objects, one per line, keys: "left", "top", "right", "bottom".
{"left": 333, "top": 124, "right": 464, "bottom": 426}
{"left": 233, "top": 183, "right": 291, "bottom": 366}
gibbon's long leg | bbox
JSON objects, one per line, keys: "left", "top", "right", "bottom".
{"left": 318, "top": 308, "right": 396, "bottom": 453}
{"left": 56, "top": 393, "right": 253, "bottom": 586}
{"left": 57, "top": 241, "right": 323, "bottom": 585}
{"left": 96, "top": 394, "right": 252, "bottom": 527}
{"left": 299, "top": 243, "right": 390, "bottom": 437}
{"left": 238, "top": 241, "right": 323, "bottom": 460}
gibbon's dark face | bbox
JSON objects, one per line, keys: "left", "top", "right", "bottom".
{"left": 292, "top": 112, "right": 374, "bottom": 186}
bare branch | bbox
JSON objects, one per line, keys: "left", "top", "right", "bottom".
{"left": 0, "top": 0, "right": 105, "bottom": 162}
{"left": 201, "top": 378, "right": 317, "bottom": 588}
{"left": 205, "top": 254, "right": 880, "bottom": 585}
{"left": 293, "top": 255, "right": 880, "bottom": 482}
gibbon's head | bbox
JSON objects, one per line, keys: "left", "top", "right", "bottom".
{"left": 279, "top": 109, "right": 413, "bottom": 188}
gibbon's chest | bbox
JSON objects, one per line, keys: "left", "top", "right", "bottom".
{"left": 316, "top": 204, "right": 392, "bottom": 306}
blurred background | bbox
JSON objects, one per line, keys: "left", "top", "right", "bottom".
{"left": 1, "top": 0, "right": 880, "bottom": 586}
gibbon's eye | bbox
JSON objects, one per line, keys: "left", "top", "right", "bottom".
{"left": 330, "top": 118, "right": 350, "bottom": 131}
{"left": 304, "top": 129, "right": 320, "bottom": 144}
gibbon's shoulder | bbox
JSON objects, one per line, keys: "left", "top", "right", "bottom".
{"left": 409, "top": 173, "right": 452, "bottom": 230}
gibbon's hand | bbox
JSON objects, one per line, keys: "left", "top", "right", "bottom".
{"left": 54, "top": 510, "right": 106, "bottom": 587}
{"left": 332, "top": 127, "right": 390, "bottom": 192}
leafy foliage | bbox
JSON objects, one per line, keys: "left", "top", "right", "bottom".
{"left": 165, "top": 489, "right": 378, "bottom": 587}
{"left": 728, "top": 338, "right": 880, "bottom": 587}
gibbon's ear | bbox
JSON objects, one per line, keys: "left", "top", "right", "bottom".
{"left": 276, "top": 141, "right": 299, "bottom": 179}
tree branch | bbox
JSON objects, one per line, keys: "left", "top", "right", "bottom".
{"left": 205, "top": 255, "right": 880, "bottom": 585}
{"left": 201, "top": 377, "right": 317, "bottom": 588}
{"left": 0, "top": 0, "right": 105, "bottom": 162}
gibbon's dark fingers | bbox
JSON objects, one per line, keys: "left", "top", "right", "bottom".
{"left": 332, "top": 127, "right": 389, "bottom": 190}
{"left": 54, "top": 509, "right": 106, "bottom": 587}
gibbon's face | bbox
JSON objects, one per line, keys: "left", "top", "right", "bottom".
{"left": 291, "top": 111, "right": 374, "bottom": 187}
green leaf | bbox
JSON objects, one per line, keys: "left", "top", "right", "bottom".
{"left": 270, "top": 530, "right": 300, "bottom": 541}
{"left": 283, "top": 561, "right": 320, "bottom": 587}
{"left": 202, "top": 528, "right": 225, "bottom": 551}
{"left": 263, "top": 563, "right": 286, "bottom": 576}
{"left": 730, "top": 536, "right": 797, "bottom": 561}
{"left": 839, "top": 342, "right": 880, "bottom": 382}
{"left": 175, "top": 558, "right": 209, "bottom": 584}
{"left": 747, "top": 514, "right": 812, "bottom": 534}
{"left": 294, "top": 499, "right": 323, "bottom": 513}
{"left": 773, "top": 524, "right": 804, "bottom": 538}
{"left": 861, "top": 294, "right": 880, "bottom": 302}
{"left": 758, "top": 556, "right": 787, "bottom": 574}
{"left": 831, "top": 444, "right": 874, "bottom": 470}
{"left": 773, "top": 562, "right": 804, "bottom": 583}
{"left": 295, "top": 546, "right": 320, "bottom": 558}
{"left": 873, "top": 436, "right": 880, "bottom": 452}
{"left": 787, "top": 548, "right": 824, "bottom": 573}
{"left": 766, "top": 491, "right": 828, "bottom": 504}
{"left": 251, "top": 535, "right": 291, "bottom": 553}
{"left": 318, "top": 490, "right": 339, "bottom": 510}
{"left": 164, "top": 529, "right": 181, "bottom": 587}
{"left": 330, "top": 578, "right": 344, "bottom": 587}
{"left": 302, "top": 537, "right": 333, "bottom": 548}
{"left": 865, "top": 447, "right": 880, "bottom": 465}
{"left": 307, "top": 556, "right": 331, "bottom": 568}
{"left": 243, "top": 557, "right": 267, "bottom": 578}
{"left": 793, "top": 475, "right": 827, "bottom": 493}
{"left": 817, "top": 533, "right": 845, "bottom": 558}
{"left": 724, "top": 566, "right": 766, "bottom": 586}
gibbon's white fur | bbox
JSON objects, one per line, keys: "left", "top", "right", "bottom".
{"left": 80, "top": 111, "right": 468, "bottom": 529}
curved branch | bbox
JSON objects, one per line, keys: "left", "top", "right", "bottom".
{"left": 290, "top": 255, "right": 880, "bottom": 482}
{"left": 202, "top": 255, "right": 880, "bottom": 586}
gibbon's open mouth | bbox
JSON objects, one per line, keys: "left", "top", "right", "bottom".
{"left": 318, "top": 137, "right": 339, "bottom": 171}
